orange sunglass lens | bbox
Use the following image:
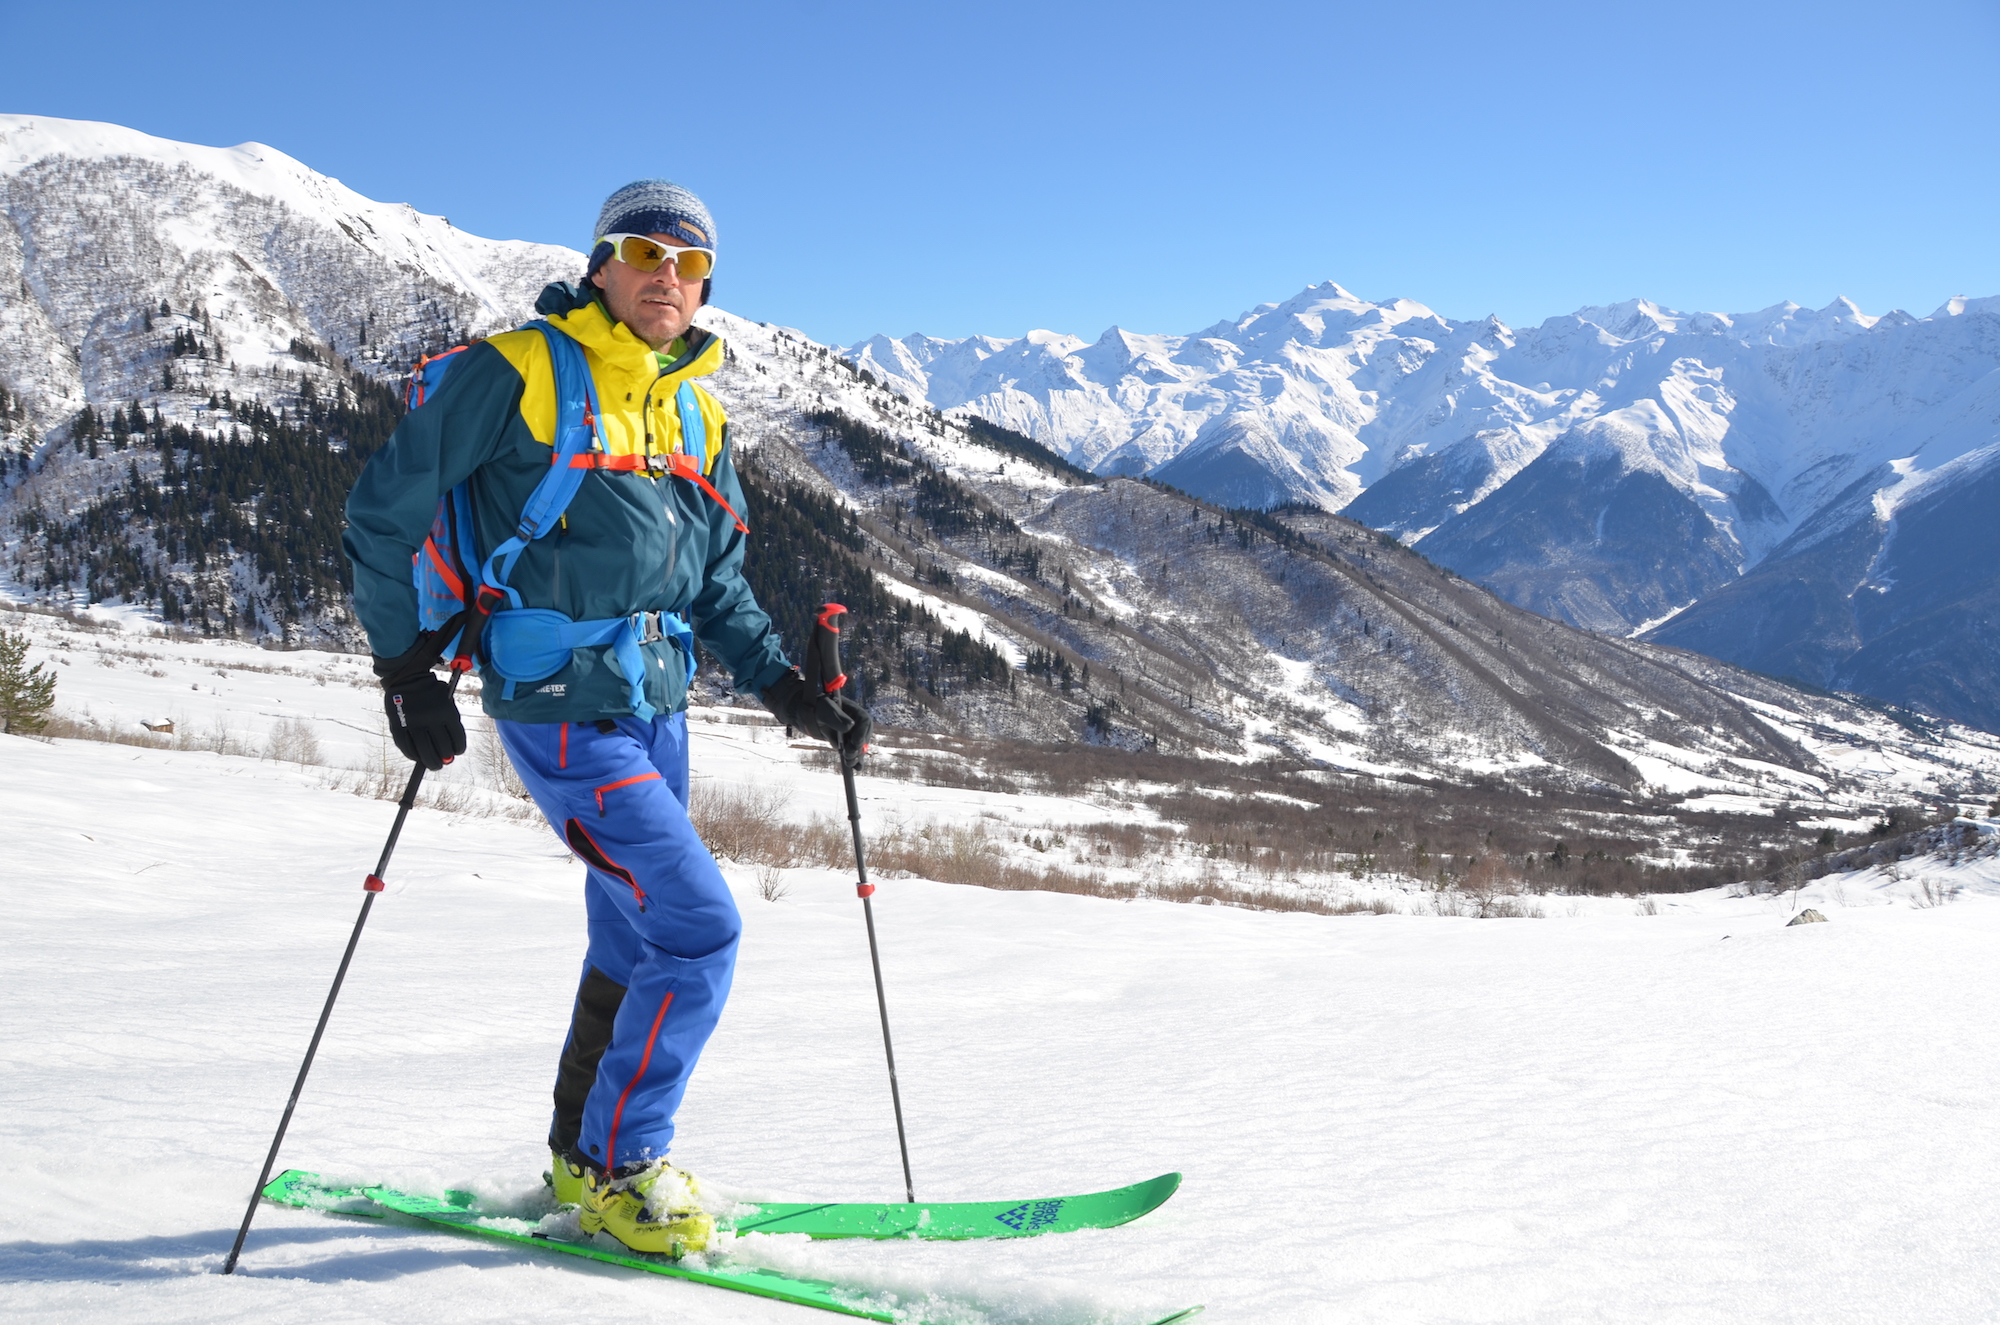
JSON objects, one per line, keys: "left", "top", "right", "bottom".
{"left": 617, "top": 236, "right": 670, "bottom": 271}
{"left": 616, "top": 237, "right": 712, "bottom": 280}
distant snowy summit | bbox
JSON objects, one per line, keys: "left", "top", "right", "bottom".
{"left": 846, "top": 281, "right": 1995, "bottom": 527}
{"left": 852, "top": 283, "right": 2000, "bottom": 731}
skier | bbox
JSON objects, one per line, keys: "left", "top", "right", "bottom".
{"left": 341, "top": 179, "right": 872, "bottom": 1256}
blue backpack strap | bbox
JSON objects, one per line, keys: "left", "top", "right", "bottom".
{"left": 666, "top": 381, "right": 748, "bottom": 533}
{"left": 675, "top": 382, "right": 705, "bottom": 465}
{"left": 606, "top": 621, "right": 656, "bottom": 722}
{"left": 477, "top": 322, "right": 600, "bottom": 613}
{"left": 663, "top": 610, "right": 696, "bottom": 686}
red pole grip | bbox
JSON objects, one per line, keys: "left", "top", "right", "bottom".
{"left": 808, "top": 602, "right": 849, "bottom": 695}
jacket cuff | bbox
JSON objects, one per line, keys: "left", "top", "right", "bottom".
{"left": 740, "top": 655, "right": 795, "bottom": 697}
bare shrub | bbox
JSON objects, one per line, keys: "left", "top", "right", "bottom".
{"left": 1913, "top": 877, "right": 1962, "bottom": 908}
{"left": 1426, "top": 885, "right": 1542, "bottom": 918}
{"left": 424, "top": 776, "right": 479, "bottom": 816}
{"left": 872, "top": 822, "right": 1130, "bottom": 898}
{"left": 49, "top": 709, "right": 251, "bottom": 759}
{"left": 688, "top": 782, "right": 788, "bottom": 862}
{"left": 796, "top": 814, "right": 852, "bottom": 869}
{"left": 754, "top": 863, "right": 790, "bottom": 902}
{"left": 679, "top": 785, "right": 851, "bottom": 870}
{"left": 1458, "top": 852, "right": 1528, "bottom": 915}
{"left": 322, "top": 733, "right": 413, "bottom": 803}
{"left": 865, "top": 731, "right": 1813, "bottom": 898}
{"left": 1427, "top": 888, "right": 1471, "bottom": 917}
{"left": 1334, "top": 895, "right": 1399, "bottom": 915}
{"left": 1481, "top": 896, "right": 1545, "bottom": 918}
{"left": 265, "top": 716, "right": 324, "bottom": 767}
{"left": 1635, "top": 895, "right": 1659, "bottom": 915}
{"left": 1148, "top": 876, "right": 1398, "bottom": 915}
{"left": 39, "top": 711, "right": 171, "bottom": 749}
{"left": 477, "top": 721, "right": 530, "bottom": 800}
{"left": 176, "top": 717, "right": 249, "bottom": 758}
{"left": 333, "top": 741, "right": 540, "bottom": 820}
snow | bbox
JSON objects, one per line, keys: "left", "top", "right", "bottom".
{"left": 1258, "top": 655, "right": 1367, "bottom": 743}
{"left": 7, "top": 610, "right": 2000, "bottom": 1324}
{"left": 873, "top": 577, "right": 1023, "bottom": 669}
{"left": 1625, "top": 599, "right": 1696, "bottom": 638}
{"left": 1598, "top": 737, "right": 1716, "bottom": 797}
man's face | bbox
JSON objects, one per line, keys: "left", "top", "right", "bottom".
{"left": 592, "top": 233, "right": 704, "bottom": 348}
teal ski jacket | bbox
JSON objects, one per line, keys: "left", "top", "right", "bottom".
{"left": 342, "top": 282, "right": 791, "bottom": 723}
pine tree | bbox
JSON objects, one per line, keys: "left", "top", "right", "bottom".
{"left": 0, "top": 630, "right": 57, "bottom": 735}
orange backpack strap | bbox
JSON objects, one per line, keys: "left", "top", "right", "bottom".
{"left": 560, "top": 448, "right": 748, "bottom": 533}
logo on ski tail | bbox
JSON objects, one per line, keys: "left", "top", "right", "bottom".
{"left": 994, "top": 1198, "right": 1065, "bottom": 1232}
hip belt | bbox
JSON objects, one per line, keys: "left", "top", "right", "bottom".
{"left": 483, "top": 607, "right": 696, "bottom": 722}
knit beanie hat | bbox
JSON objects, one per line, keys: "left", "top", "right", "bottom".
{"left": 587, "top": 179, "right": 716, "bottom": 279}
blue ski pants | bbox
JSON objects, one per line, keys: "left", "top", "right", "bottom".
{"left": 498, "top": 712, "right": 739, "bottom": 1172}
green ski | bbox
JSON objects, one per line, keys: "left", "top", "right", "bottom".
{"left": 261, "top": 1170, "right": 1198, "bottom": 1325}
{"left": 730, "top": 1171, "right": 1183, "bottom": 1239}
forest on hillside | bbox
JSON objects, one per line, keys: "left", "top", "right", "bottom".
{"left": 12, "top": 370, "right": 399, "bottom": 634}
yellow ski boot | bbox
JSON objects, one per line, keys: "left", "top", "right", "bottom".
{"left": 578, "top": 1159, "right": 713, "bottom": 1257}
{"left": 547, "top": 1149, "right": 588, "bottom": 1208}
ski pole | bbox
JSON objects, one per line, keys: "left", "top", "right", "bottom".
{"left": 808, "top": 602, "right": 915, "bottom": 1204}
{"left": 221, "top": 670, "right": 462, "bottom": 1274}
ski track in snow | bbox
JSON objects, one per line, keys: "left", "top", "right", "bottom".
{"left": 3, "top": 615, "right": 2000, "bottom": 1324}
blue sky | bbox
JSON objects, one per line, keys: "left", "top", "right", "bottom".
{"left": 5, "top": 0, "right": 1995, "bottom": 346}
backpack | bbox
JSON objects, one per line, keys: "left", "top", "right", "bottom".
{"left": 404, "top": 323, "right": 739, "bottom": 719}
{"left": 407, "top": 342, "right": 479, "bottom": 660}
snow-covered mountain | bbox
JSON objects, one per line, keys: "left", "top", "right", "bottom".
{"left": 848, "top": 285, "right": 1998, "bottom": 562}
{"left": 9, "top": 113, "right": 2000, "bottom": 782}
{"left": 0, "top": 115, "right": 584, "bottom": 646}
{"left": 0, "top": 114, "right": 581, "bottom": 426}
{"left": 850, "top": 286, "right": 2000, "bottom": 729}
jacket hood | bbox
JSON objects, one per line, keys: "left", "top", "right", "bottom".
{"left": 531, "top": 281, "right": 722, "bottom": 378}
{"left": 534, "top": 280, "right": 597, "bottom": 318}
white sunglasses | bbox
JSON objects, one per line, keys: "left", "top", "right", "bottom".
{"left": 597, "top": 233, "right": 716, "bottom": 280}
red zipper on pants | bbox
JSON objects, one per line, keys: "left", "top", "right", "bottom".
{"left": 595, "top": 771, "right": 662, "bottom": 816}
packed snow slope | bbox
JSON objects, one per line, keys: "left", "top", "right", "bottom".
{"left": 5, "top": 625, "right": 2000, "bottom": 1324}
{"left": 849, "top": 289, "right": 2000, "bottom": 730}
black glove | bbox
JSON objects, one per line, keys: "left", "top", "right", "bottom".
{"left": 374, "top": 640, "right": 467, "bottom": 771}
{"left": 761, "top": 668, "right": 873, "bottom": 767}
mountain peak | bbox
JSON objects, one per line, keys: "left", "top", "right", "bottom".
{"left": 3, "top": 113, "right": 356, "bottom": 221}
{"left": 0, "top": 114, "right": 582, "bottom": 440}
{"left": 1932, "top": 294, "right": 2000, "bottom": 319}
{"left": 1569, "top": 298, "right": 1682, "bottom": 340}
{"left": 1817, "top": 295, "right": 1877, "bottom": 328}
